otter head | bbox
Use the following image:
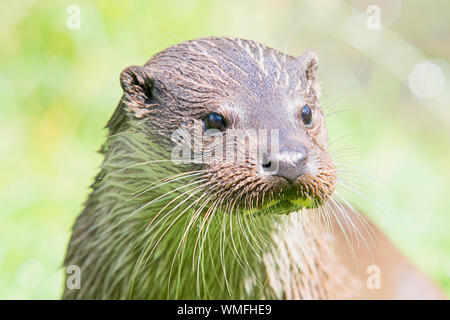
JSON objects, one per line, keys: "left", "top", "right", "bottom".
{"left": 119, "top": 37, "right": 336, "bottom": 216}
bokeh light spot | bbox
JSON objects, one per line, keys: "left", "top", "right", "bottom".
{"left": 408, "top": 61, "right": 445, "bottom": 99}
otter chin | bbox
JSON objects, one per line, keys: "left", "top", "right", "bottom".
{"left": 243, "top": 198, "right": 315, "bottom": 216}
{"left": 63, "top": 37, "right": 444, "bottom": 300}
{"left": 240, "top": 180, "right": 330, "bottom": 216}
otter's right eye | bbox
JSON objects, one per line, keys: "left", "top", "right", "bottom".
{"left": 205, "top": 113, "right": 227, "bottom": 131}
{"left": 301, "top": 105, "right": 312, "bottom": 126}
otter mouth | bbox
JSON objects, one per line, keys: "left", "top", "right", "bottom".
{"left": 235, "top": 178, "right": 327, "bottom": 216}
{"left": 241, "top": 195, "right": 318, "bottom": 216}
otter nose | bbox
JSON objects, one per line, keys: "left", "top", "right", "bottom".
{"left": 262, "top": 145, "right": 308, "bottom": 182}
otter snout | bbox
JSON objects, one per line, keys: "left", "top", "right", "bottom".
{"left": 262, "top": 143, "right": 308, "bottom": 182}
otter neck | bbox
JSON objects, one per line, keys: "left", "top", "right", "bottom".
{"left": 64, "top": 120, "right": 349, "bottom": 299}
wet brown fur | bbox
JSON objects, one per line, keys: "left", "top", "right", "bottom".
{"left": 63, "top": 37, "right": 444, "bottom": 299}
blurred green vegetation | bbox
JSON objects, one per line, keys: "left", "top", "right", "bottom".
{"left": 0, "top": 0, "right": 449, "bottom": 299}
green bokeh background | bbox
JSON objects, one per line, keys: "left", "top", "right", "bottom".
{"left": 1, "top": 0, "right": 449, "bottom": 299}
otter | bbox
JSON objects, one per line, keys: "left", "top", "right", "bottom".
{"left": 63, "top": 37, "right": 444, "bottom": 299}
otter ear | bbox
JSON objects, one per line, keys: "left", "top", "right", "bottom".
{"left": 298, "top": 50, "right": 320, "bottom": 98}
{"left": 120, "top": 65, "right": 154, "bottom": 118}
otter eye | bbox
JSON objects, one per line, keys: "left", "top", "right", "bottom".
{"left": 205, "top": 113, "right": 227, "bottom": 131}
{"left": 301, "top": 105, "right": 312, "bottom": 125}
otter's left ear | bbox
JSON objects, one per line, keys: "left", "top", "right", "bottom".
{"left": 120, "top": 65, "right": 154, "bottom": 118}
{"left": 298, "top": 50, "right": 320, "bottom": 98}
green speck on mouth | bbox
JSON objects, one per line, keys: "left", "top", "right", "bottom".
{"left": 240, "top": 196, "right": 317, "bottom": 216}
{"left": 289, "top": 197, "right": 316, "bottom": 209}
